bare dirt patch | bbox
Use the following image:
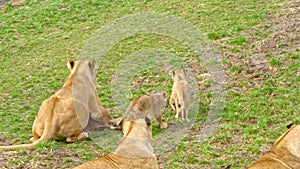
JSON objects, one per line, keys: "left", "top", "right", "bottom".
{"left": 216, "top": 0, "right": 300, "bottom": 90}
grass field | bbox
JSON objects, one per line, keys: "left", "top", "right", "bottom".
{"left": 0, "top": 0, "right": 299, "bottom": 168}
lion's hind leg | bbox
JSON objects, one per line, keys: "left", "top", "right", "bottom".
{"left": 181, "top": 102, "right": 185, "bottom": 121}
{"left": 169, "top": 97, "right": 176, "bottom": 112}
{"left": 66, "top": 131, "right": 89, "bottom": 143}
{"left": 155, "top": 116, "right": 168, "bottom": 129}
{"left": 30, "top": 133, "right": 40, "bottom": 142}
{"left": 184, "top": 106, "right": 189, "bottom": 122}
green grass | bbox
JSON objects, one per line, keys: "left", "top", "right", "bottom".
{"left": 1, "top": 0, "right": 299, "bottom": 168}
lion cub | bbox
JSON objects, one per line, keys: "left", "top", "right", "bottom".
{"left": 124, "top": 92, "right": 168, "bottom": 129}
{"left": 169, "top": 69, "right": 191, "bottom": 121}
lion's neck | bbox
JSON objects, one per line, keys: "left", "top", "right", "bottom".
{"left": 63, "top": 74, "right": 74, "bottom": 87}
{"left": 113, "top": 126, "right": 155, "bottom": 158}
{"left": 113, "top": 137, "right": 155, "bottom": 158}
{"left": 63, "top": 73, "right": 94, "bottom": 89}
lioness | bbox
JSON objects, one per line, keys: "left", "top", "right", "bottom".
{"left": 169, "top": 69, "right": 191, "bottom": 121}
{"left": 0, "top": 60, "right": 112, "bottom": 150}
{"left": 124, "top": 92, "right": 168, "bottom": 129}
{"left": 248, "top": 123, "right": 300, "bottom": 169}
{"left": 73, "top": 117, "right": 159, "bottom": 169}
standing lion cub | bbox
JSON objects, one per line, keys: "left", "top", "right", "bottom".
{"left": 0, "top": 60, "right": 112, "bottom": 150}
{"left": 169, "top": 69, "right": 191, "bottom": 121}
{"left": 124, "top": 92, "right": 168, "bottom": 129}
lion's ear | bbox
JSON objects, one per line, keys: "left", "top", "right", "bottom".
{"left": 163, "top": 92, "right": 168, "bottom": 99}
{"left": 169, "top": 70, "right": 175, "bottom": 78}
{"left": 110, "top": 118, "right": 124, "bottom": 129}
{"left": 183, "top": 68, "right": 192, "bottom": 77}
{"left": 67, "top": 60, "right": 75, "bottom": 71}
{"left": 286, "top": 122, "right": 295, "bottom": 129}
{"left": 88, "top": 60, "right": 97, "bottom": 71}
{"left": 183, "top": 68, "right": 189, "bottom": 74}
{"left": 145, "top": 117, "right": 151, "bottom": 126}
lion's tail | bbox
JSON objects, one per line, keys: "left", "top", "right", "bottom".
{"left": 0, "top": 97, "right": 58, "bottom": 151}
{"left": 0, "top": 123, "right": 54, "bottom": 151}
{"left": 0, "top": 138, "right": 42, "bottom": 150}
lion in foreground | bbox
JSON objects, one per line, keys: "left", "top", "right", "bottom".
{"left": 73, "top": 117, "right": 158, "bottom": 169}
{"left": 248, "top": 123, "right": 300, "bottom": 169}
{"left": 0, "top": 60, "right": 112, "bottom": 150}
{"left": 169, "top": 69, "right": 191, "bottom": 121}
{"left": 124, "top": 92, "right": 168, "bottom": 129}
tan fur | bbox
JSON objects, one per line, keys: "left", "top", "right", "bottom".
{"left": 0, "top": 60, "right": 112, "bottom": 151}
{"left": 73, "top": 118, "right": 159, "bottom": 169}
{"left": 248, "top": 124, "right": 300, "bottom": 169}
{"left": 124, "top": 92, "right": 168, "bottom": 129}
{"left": 169, "top": 69, "right": 191, "bottom": 121}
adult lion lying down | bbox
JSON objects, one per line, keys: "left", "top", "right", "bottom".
{"left": 73, "top": 117, "right": 159, "bottom": 169}
{"left": 0, "top": 60, "right": 112, "bottom": 150}
{"left": 248, "top": 123, "right": 300, "bottom": 169}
